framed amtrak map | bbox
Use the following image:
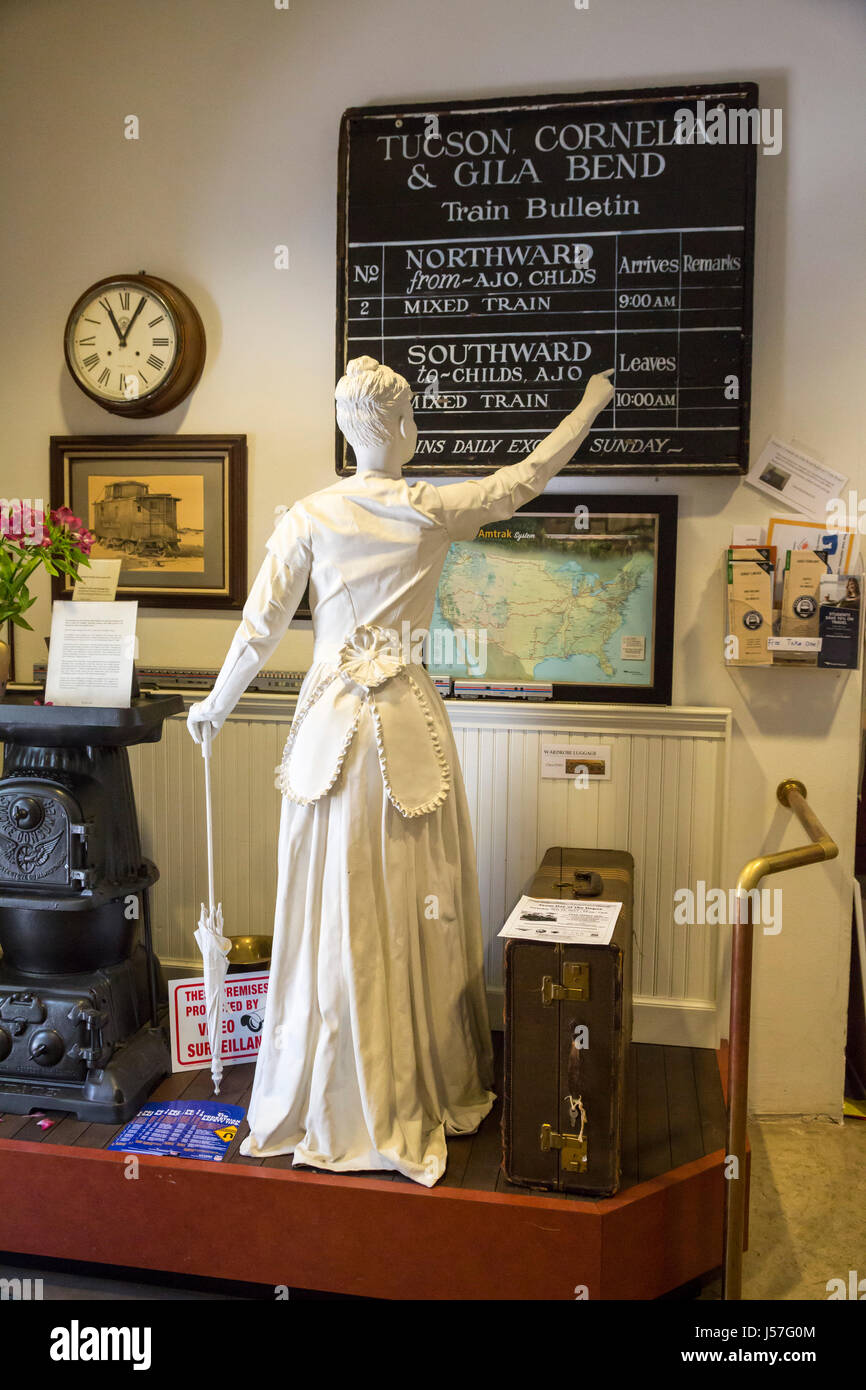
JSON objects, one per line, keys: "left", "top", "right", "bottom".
{"left": 428, "top": 494, "right": 677, "bottom": 703}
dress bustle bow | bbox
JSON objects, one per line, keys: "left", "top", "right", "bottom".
{"left": 275, "top": 623, "right": 450, "bottom": 818}
{"left": 336, "top": 624, "right": 403, "bottom": 690}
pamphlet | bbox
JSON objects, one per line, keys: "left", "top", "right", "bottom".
{"left": 107, "top": 1099, "right": 244, "bottom": 1161}
{"left": 765, "top": 516, "right": 855, "bottom": 593}
{"left": 817, "top": 574, "right": 862, "bottom": 669}
{"left": 726, "top": 552, "right": 773, "bottom": 665}
{"left": 499, "top": 894, "right": 621, "bottom": 945}
{"left": 44, "top": 600, "right": 137, "bottom": 708}
{"left": 779, "top": 550, "right": 830, "bottom": 664}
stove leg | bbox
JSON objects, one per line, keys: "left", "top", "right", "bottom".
{"left": 141, "top": 888, "right": 160, "bottom": 1028}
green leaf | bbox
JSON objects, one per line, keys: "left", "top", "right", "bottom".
{"left": 10, "top": 613, "right": 33, "bottom": 630}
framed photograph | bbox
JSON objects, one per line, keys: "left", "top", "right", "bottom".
{"left": 428, "top": 494, "right": 677, "bottom": 703}
{"left": 49, "top": 435, "right": 247, "bottom": 609}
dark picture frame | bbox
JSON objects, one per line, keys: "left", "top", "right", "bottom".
{"left": 49, "top": 435, "right": 247, "bottom": 609}
{"left": 429, "top": 493, "right": 677, "bottom": 704}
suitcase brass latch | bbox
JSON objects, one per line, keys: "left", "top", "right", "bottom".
{"left": 541, "top": 961, "right": 590, "bottom": 1004}
{"left": 539, "top": 1123, "right": 588, "bottom": 1172}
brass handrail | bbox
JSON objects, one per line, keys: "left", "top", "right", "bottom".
{"left": 723, "top": 779, "right": 838, "bottom": 1300}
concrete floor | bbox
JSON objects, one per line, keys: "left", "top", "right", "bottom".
{"left": 726, "top": 1112, "right": 866, "bottom": 1300}
{"left": 1, "top": 1112, "right": 863, "bottom": 1301}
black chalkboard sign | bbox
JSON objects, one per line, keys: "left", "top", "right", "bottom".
{"left": 336, "top": 82, "right": 757, "bottom": 476}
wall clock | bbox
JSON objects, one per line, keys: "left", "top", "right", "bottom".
{"left": 64, "top": 271, "right": 206, "bottom": 418}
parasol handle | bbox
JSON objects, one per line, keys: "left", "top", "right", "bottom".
{"left": 201, "top": 722, "right": 216, "bottom": 916}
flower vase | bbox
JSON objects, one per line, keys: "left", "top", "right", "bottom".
{"left": 0, "top": 637, "right": 10, "bottom": 700}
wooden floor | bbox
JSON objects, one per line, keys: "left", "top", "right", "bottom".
{"left": 0, "top": 1034, "right": 726, "bottom": 1194}
{"left": 0, "top": 1034, "right": 733, "bottom": 1298}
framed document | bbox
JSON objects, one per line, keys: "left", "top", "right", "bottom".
{"left": 49, "top": 435, "right": 247, "bottom": 609}
{"left": 428, "top": 494, "right": 677, "bottom": 703}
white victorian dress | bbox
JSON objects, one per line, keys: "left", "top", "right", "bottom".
{"left": 190, "top": 406, "right": 595, "bottom": 1185}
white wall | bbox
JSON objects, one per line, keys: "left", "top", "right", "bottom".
{"left": 1, "top": 0, "right": 863, "bottom": 1112}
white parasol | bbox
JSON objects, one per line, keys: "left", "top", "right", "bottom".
{"left": 193, "top": 722, "right": 232, "bottom": 1094}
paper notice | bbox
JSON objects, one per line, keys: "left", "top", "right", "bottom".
{"left": 498, "top": 894, "right": 621, "bottom": 945}
{"left": 45, "top": 600, "right": 138, "bottom": 708}
{"left": 746, "top": 437, "right": 847, "bottom": 518}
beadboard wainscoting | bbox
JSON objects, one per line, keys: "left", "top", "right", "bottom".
{"left": 127, "top": 696, "right": 732, "bottom": 1048}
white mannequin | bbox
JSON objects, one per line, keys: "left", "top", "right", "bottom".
{"left": 186, "top": 359, "right": 615, "bottom": 1184}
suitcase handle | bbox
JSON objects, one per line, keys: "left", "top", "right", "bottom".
{"left": 554, "top": 870, "right": 604, "bottom": 898}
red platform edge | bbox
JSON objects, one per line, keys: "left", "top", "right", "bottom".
{"left": 0, "top": 1048, "right": 743, "bottom": 1301}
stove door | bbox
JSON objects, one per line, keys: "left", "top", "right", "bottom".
{"left": 0, "top": 780, "right": 86, "bottom": 891}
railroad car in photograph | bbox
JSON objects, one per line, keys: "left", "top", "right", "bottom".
{"left": 93, "top": 480, "right": 181, "bottom": 557}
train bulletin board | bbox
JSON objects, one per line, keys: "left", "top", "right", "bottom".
{"left": 336, "top": 82, "right": 758, "bottom": 475}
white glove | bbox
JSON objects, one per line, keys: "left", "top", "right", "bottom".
{"left": 187, "top": 704, "right": 221, "bottom": 746}
{"left": 576, "top": 368, "right": 615, "bottom": 419}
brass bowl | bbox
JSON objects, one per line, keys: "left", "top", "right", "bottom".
{"left": 227, "top": 934, "right": 272, "bottom": 967}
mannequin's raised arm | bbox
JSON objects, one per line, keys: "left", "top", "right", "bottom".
{"left": 433, "top": 369, "right": 614, "bottom": 541}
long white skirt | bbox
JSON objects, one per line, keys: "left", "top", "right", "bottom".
{"left": 238, "top": 700, "right": 496, "bottom": 1185}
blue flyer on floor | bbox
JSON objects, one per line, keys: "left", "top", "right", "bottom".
{"left": 107, "top": 1100, "right": 244, "bottom": 1161}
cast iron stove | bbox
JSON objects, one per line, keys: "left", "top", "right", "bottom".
{"left": 0, "top": 691, "right": 183, "bottom": 1122}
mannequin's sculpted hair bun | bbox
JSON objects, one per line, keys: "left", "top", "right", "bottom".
{"left": 335, "top": 356, "right": 411, "bottom": 447}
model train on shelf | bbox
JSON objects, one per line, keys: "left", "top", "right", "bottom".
{"left": 446, "top": 679, "right": 553, "bottom": 700}
{"left": 93, "top": 480, "right": 182, "bottom": 557}
{"left": 30, "top": 665, "right": 553, "bottom": 700}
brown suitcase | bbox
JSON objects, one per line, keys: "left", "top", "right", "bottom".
{"left": 502, "top": 847, "right": 634, "bottom": 1196}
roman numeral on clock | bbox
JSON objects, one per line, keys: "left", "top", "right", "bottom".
{"left": 82, "top": 353, "right": 99, "bottom": 370}
{"left": 119, "top": 291, "right": 130, "bottom": 310}
{"left": 146, "top": 354, "right": 164, "bottom": 370}
{"left": 97, "top": 367, "right": 111, "bottom": 386}
{"left": 148, "top": 315, "right": 164, "bottom": 327}
{"left": 152, "top": 337, "right": 169, "bottom": 346}
{"left": 78, "top": 336, "right": 96, "bottom": 346}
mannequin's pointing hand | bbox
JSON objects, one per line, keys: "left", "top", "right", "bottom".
{"left": 577, "top": 368, "right": 615, "bottom": 418}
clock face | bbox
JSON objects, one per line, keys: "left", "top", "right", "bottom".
{"left": 65, "top": 280, "right": 179, "bottom": 405}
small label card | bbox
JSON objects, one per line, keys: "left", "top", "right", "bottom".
{"left": 45, "top": 600, "right": 137, "bottom": 708}
{"left": 72, "top": 558, "right": 122, "bottom": 602}
{"left": 541, "top": 741, "right": 611, "bottom": 780}
{"left": 621, "top": 634, "right": 646, "bottom": 660}
{"left": 767, "top": 636, "right": 822, "bottom": 652}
